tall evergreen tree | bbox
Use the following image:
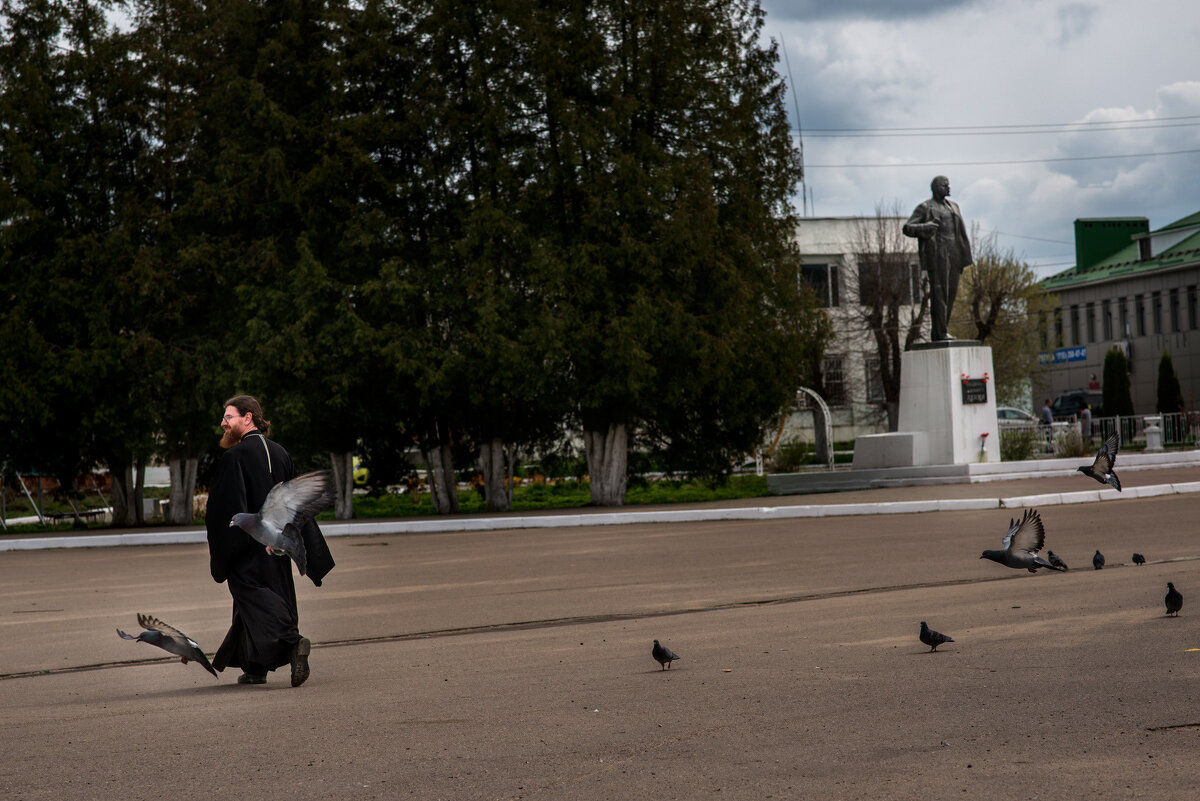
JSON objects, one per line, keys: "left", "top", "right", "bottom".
{"left": 1156, "top": 351, "right": 1184, "bottom": 414}
{"left": 524, "top": 0, "right": 814, "bottom": 501}
{"left": 1102, "top": 348, "right": 1134, "bottom": 417}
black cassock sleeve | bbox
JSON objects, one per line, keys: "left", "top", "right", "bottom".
{"left": 204, "top": 452, "right": 254, "bottom": 584}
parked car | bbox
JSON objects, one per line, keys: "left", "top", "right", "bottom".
{"left": 1051, "top": 389, "right": 1104, "bottom": 418}
{"left": 996, "top": 406, "right": 1037, "bottom": 424}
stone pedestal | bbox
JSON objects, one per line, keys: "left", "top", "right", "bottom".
{"left": 853, "top": 342, "right": 1000, "bottom": 468}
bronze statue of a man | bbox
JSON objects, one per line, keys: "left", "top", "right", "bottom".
{"left": 903, "top": 175, "right": 973, "bottom": 342}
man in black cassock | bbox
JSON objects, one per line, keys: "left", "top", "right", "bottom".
{"left": 204, "top": 394, "right": 334, "bottom": 686}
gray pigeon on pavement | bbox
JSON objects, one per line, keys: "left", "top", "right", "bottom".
{"left": 919, "top": 622, "right": 954, "bottom": 652}
{"left": 1165, "top": 582, "right": 1183, "bottom": 616}
{"left": 1046, "top": 550, "right": 1068, "bottom": 570}
{"left": 980, "top": 509, "right": 1065, "bottom": 573}
{"left": 117, "top": 613, "right": 218, "bottom": 677}
{"left": 229, "top": 470, "right": 334, "bottom": 576}
{"left": 652, "top": 640, "right": 679, "bottom": 670}
{"left": 1077, "top": 432, "right": 1121, "bottom": 491}
{"left": 1093, "top": 550, "right": 1105, "bottom": 570}
{"left": 1132, "top": 553, "right": 1145, "bottom": 566}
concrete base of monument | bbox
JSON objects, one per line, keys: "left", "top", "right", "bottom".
{"left": 852, "top": 340, "right": 999, "bottom": 469}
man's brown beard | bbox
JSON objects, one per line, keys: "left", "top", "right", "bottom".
{"left": 219, "top": 429, "right": 241, "bottom": 450}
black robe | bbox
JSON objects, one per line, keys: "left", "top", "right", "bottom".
{"left": 204, "top": 430, "right": 334, "bottom": 673}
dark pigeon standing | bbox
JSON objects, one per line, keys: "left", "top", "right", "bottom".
{"left": 1165, "top": 583, "right": 1183, "bottom": 616}
{"left": 919, "top": 622, "right": 954, "bottom": 652}
{"left": 980, "top": 509, "right": 1066, "bottom": 573}
{"left": 1132, "top": 553, "right": 1146, "bottom": 566}
{"left": 651, "top": 639, "right": 680, "bottom": 670}
{"left": 229, "top": 469, "right": 335, "bottom": 576}
{"left": 1077, "top": 431, "right": 1121, "bottom": 491}
{"left": 117, "top": 613, "right": 218, "bottom": 677}
{"left": 1093, "top": 550, "right": 1105, "bottom": 570}
{"left": 1046, "top": 551, "right": 1068, "bottom": 570}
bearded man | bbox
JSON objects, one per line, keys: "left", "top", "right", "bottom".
{"left": 204, "top": 394, "right": 333, "bottom": 686}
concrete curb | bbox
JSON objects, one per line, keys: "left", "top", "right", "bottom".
{"left": 4, "top": 480, "right": 1199, "bottom": 552}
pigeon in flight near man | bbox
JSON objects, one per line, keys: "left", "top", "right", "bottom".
{"left": 1093, "top": 550, "right": 1105, "bottom": 570}
{"left": 1165, "top": 582, "right": 1183, "bottom": 616}
{"left": 652, "top": 640, "right": 680, "bottom": 670}
{"left": 919, "top": 622, "right": 954, "bottom": 652}
{"left": 117, "top": 613, "right": 218, "bottom": 677}
{"left": 1077, "top": 431, "right": 1121, "bottom": 491}
{"left": 980, "top": 509, "right": 1065, "bottom": 573}
{"left": 229, "top": 469, "right": 334, "bottom": 576}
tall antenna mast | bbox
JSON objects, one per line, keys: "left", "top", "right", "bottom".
{"left": 779, "top": 34, "right": 810, "bottom": 216}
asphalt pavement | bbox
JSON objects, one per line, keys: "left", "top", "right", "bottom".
{"left": 3, "top": 468, "right": 1200, "bottom": 799}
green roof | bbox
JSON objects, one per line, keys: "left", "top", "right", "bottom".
{"left": 1041, "top": 211, "right": 1200, "bottom": 290}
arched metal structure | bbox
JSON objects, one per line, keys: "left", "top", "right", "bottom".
{"left": 797, "top": 387, "right": 835, "bottom": 472}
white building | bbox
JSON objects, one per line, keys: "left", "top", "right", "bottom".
{"left": 784, "top": 217, "right": 929, "bottom": 446}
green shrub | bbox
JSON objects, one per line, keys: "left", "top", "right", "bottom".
{"left": 769, "top": 437, "right": 810, "bottom": 473}
{"left": 1000, "top": 426, "right": 1042, "bottom": 461}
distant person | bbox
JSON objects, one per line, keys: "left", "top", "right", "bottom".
{"left": 1080, "top": 403, "right": 1093, "bottom": 439}
{"left": 1040, "top": 399, "right": 1053, "bottom": 426}
{"left": 205, "top": 394, "right": 334, "bottom": 686}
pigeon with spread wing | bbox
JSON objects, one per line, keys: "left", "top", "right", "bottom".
{"left": 117, "top": 613, "right": 218, "bottom": 677}
{"left": 980, "top": 508, "right": 1066, "bottom": 573}
{"left": 229, "top": 469, "right": 334, "bottom": 576}
{"left": 1077, "top": 431, "right": 1121, "bottom": 491}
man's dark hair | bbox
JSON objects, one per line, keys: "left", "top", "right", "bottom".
{"left": 224, "top": 394, "right": 270, "bottom": 435}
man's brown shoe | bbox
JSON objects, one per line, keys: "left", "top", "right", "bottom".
{"left": 290, "top": 637, "right": 311, "bottom": 687}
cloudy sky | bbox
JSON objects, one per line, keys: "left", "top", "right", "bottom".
{"left": 759, "top": 0, "right": 1200, "bottom": 277}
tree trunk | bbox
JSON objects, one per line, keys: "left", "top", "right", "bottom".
{"left": 166, "top": 454, "right": 198, "bottom": 524}
{"left": 110, "top": 462, "right": 144, "bottom": 527}
{"left": 424, "top": 442, "right": 459, "bottom": 515}
{"left": 584, "top": 423, "right": 628, "bottom": 506}
{"left": 329, "top": 451, "right": 355, "bottom": 519}
{"left": 479, "top": 437, "right": 510, "bottom": 513}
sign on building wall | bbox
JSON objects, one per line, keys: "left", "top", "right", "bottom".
{"left": 1038, "top": 347, "right": 1087, "bottom": 365}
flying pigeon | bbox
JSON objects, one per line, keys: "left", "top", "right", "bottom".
{"left": 1046, "top": 550, "right": 1068, "bottom": 570}
{"left": 1132, "top": 553, "right": 1146, "bottom": 566}
{"left": 652, "top": 640, "right": 680, "bottom": 670}
{"left": 229, "top": 470, "right": 334, "bottom": 576}
{"left": 1165, "top": 583, "right": 1183, "bottom": 616}
{"left": 980, "top": 508, "right": 1065, "bottom": 573}
{"left": 919, "top": 621, "right": 954, "bottom": 652}
{"left": 1077, "top": 431, "right": 1121, "bottom": 491}
{"left": 117, "top": 613, "right": 218, "bottom": 677}
{"left": 1093, "top": 550, "right": 1105, "bottom": 570}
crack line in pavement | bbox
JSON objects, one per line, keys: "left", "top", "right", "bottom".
{"left": 5, "top": 557, "right": 1198, "bottom": 682}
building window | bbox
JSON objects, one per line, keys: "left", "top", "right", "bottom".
{"left": 1085, "top": 302, "right": 1095, "bottom": 343}
{"left": 1069, "top": 305, "right": 1080, "bottom": 345}
{"left": 1038, "top": 311, "right": 1048, "bottom": 348}
{"left": 1188, "top": 286, "right": 1198, "bottom": 330}
{"left": 1054, "top": 308, "right": 1064, "bottom": 348}
{"left": 801, "top": 264, "right": 839, "bottom": 307}
{"left": 857, "top": 259, "right": 919, "bottom": 306}
{"left": 1118, "top": 297, "right": 1128, "bottom": 338}
{"left": 1152, "top": 291, "right": 1163, "bottom": 334}
{"left": 864, "top": 357, "right": 884, "bottom": 403}
{"left": 1170, "top": 288, "right": 1181, "bottom": 332}
{"left": 823, "top": 357, "right": 846, "bottom": 407}
{"left": 1135, "top": 294, "right": 1145, "bottom": 336}
{"left": 1102, "top": 299, "right": 1112, "bottom": 340}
